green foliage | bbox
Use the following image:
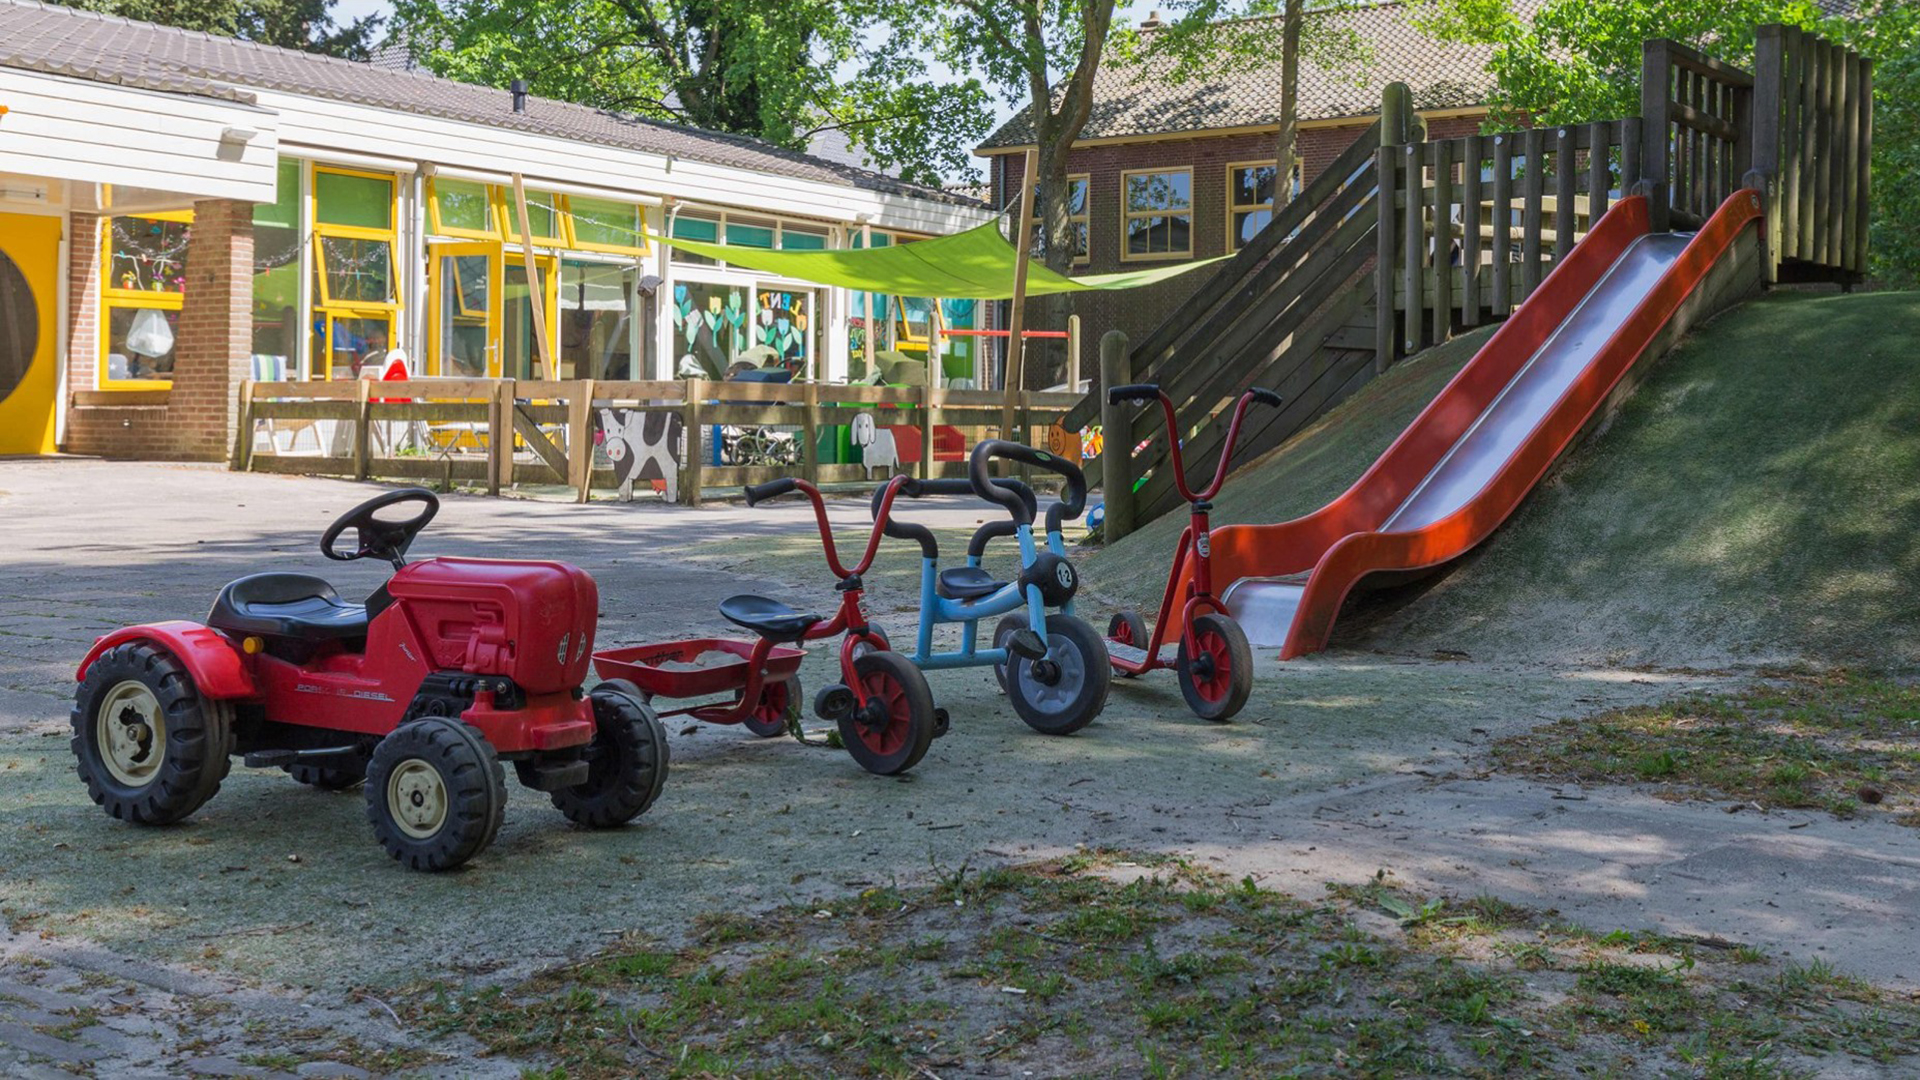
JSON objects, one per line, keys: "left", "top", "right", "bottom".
{"left": 1410, "top": 0, "right": 1920, "bottom": 282}
{"left": 388, "top": 0, "right": 991, "bottom": 187}
{"left": 48, "top": 0, "right": 380, "bottom": 57}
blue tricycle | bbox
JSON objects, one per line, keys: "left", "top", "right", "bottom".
{"left": 870, "top": 439, "right": 1111, "bottom": 734}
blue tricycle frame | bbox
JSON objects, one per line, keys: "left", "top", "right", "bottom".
{"left": 870, "top": 439, "right": 1111, "bottom": 735}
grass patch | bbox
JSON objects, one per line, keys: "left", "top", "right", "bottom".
{"left": 1497, "top": 671, "right": 1920, "bottom": 820}
{"left": 399, "top": 852, "right": 1920, "bottom": 1077}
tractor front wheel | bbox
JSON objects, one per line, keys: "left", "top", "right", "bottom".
{"left": 551, "top": 684, "right": 671, "bottom": 827}
{"left": 365, "top": 717, "right": 506, "bottom": 872}
{"left": 71, "top": 642, "right": 233, "bottom": 825}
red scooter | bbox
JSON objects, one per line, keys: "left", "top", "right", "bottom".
{"left": 72, "top": 489, "right": 669, "bottom": 872}
{"left": 1102, "top": 384, "right": 1282, "bottom": 720}
{"left": 593, "top": 476, "right": 943, "bottom": 775}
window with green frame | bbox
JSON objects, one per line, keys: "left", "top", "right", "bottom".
{"left": 252, "top": 158, "right": 302, "bottom": 373}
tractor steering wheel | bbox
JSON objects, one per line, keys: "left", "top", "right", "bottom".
{"left": 321, "top": 488, "right": 440, "bottom": 568}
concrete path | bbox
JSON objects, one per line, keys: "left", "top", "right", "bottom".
{"left": 2, "top": 459, "right": 1917, "bottom": 1071}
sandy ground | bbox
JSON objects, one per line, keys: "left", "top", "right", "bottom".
{"left": 5, "top": 460, "right": 1920, "bottom": 1069}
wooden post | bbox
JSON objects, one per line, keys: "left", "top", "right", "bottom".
{"left": 1461, "top": 133, "right": 1481, "bottom": 328}
{"left": 1854, "top": 57, "right": 1873, "bottom": 277}
{"left": 801, "top": 378, "right": 821, "bottom": 485}
{"left": 1491, "top": 133, "right": 1513, "bottom": 316}
{"left": 1521, "top": 127, "right": 1546, "bottom": 296}
{"left": 682, "top": 376, "right": 705, "bottom": 506}
{"left": 486, "top": 380, "right": 506, "bottom": 496}
{"left": 352, "top": 378, "right": 372, "bottom": 481}
{"left": 569, "top": 378, "right": 596, "bottom": 503}
{"left": 1065, "top": 313, "right": 1082, "bottom": 391}
{"left": 1641, "top": 40, "right": 1672, "bottom": 232}
{"left": 1097, "top": 330, "right": 1134, "bottom": 543}
{"left": 230, "top": 379, "right": 256, "bottom": 471}
{"left": 861, "top": 223, "right": 877, "bottom": 380}
{"left": 1813, "top": 40, "right": 1834, "bottom": 267}
{"left": 1401, "top": 142, "right": 1422, "bottom": 354}
{"left": 1836, "top": 49, "right": 1859, "bottom": 275}
{"left": 920, "top": 326, "right": 937, "bottom": 480}
{"left": 510, "top": 174, "right": 555, "bottom": 378}
{"left": 1376, "top": 81, "right": 1410, "bottom": 372}
{"left": 1431, "top": 139, "right": 1453, "bottom": 346}
{"left": 1752, "top": 24, "right": 1786, "bottom": 282}
{"left": 1555, "top": 126, "right": 1577, "bottom": 260}
{"left": 1587, "top": 122, "right": 1612, "bottom": 223}
{"left": 1001, "top": 147, "right": 1039, "bottom": 444}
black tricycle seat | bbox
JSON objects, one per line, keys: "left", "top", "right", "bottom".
{"left": 937, "top": 566, "right": 1004, "bottom": 600}
{"left": 719, "top": 594, "right": 822, "bottom": 643}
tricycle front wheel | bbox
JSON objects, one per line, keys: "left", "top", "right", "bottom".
{"left": 1006, "top": 614, "right": 1112, "bottom": 736}
{"left": 839, "top": 652, "right": 936, "bottom": 776}
{"left": 743, "top": 674, "right": 802, "bottom": 738}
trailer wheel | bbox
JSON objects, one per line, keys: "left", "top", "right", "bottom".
{"left": 743, "top": 674, "right": 802, "bottom": 738}
{"left": 1107, "top": 610, "right": 1150, "bottom": 677}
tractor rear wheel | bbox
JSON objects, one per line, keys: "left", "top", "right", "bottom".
{"left": 71, "top": 642, "right": 233, "bottom": 825}
{"left": 551, "top": 684, "right": 671, "bottom": 827}
{"left": 365, "top": 717, "right": 506, "bottom": 871}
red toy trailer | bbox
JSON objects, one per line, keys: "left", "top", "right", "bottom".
{"left": 71, "top": 489, "right": 668, "bottom": 872}
{"left": 593, "top": 475, "right": 944, "bottom": 775}
{"left": 1102, "top": 384, "right": 1281, "bottom": 720}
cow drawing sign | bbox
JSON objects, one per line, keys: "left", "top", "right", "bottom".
{"left": 597, "top": 408, "right": 684, "bottom": 502}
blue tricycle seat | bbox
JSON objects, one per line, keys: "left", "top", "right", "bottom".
{"left": 719, "top": 594, "right": 821, "bottom": 643}
{"left": 936, "top": 566, "right": 1004, "bottom": 601}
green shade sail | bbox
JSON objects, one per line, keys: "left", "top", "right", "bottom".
{"left": 647, "top": 220, "right": 1225, "bottom": 299}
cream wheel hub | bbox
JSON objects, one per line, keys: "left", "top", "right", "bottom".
{"left": 97, "top": 680, "right": 165, "bottom": 786}
{"left": 386, "top": 760, "right": 448, "bottom": 838}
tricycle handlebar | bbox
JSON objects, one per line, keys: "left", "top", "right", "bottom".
{"left": 1107, "top": 383, "right": 1164, "bottom": 406}
{"left": 744, "top": 478, "right": 798, "bottom": 507}
{"left": 746, "top": 477, "right": 903, "bottom": 581}
{"left": 870, "top": 476, "right": 1037, "bottom": 560}
{"left": 969, "top": 440, "right": 1087, "bottom": 534}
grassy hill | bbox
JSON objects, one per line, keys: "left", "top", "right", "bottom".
{"left": 1083, "top": 290, "right": 1920, "bottom": 671}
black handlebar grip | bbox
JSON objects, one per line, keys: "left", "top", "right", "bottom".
{"left": 1106, "top": 383, "right": 1163, "bottom": 405}
{"left": 744, "top": 478, "right": 799, "bottom": 507}
{"left": 1247, "top": 386, "right": 1284, "bottom": 408}
{"left": 869, "top": 483, "right": 939, "bottom": 560}
{"left": 970, "top": 440, "right": 1089, "bottom": 534}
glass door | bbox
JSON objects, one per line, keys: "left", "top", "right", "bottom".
{"left": 503, "top": 255, "right": 558, "bottom": 380}
{"left": 426, "top": 242, "right": 500, "bottom": 377}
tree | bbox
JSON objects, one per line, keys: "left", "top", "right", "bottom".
{"left": 387, "top": 0, "right": 990, "bottom": 187}
{"left": 49, "top": 0, "right": 381, "bottom": 58}
{"left": 1410, "top": 0, "right": 1920, "bottom": 281}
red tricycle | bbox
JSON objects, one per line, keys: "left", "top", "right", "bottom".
{"left": 1103, "top": 383, "right": 1282, "bottom": 720}
{"left": 592, "top": 475, "right": 944, "bottom": 775}
{"left": 70, "top": 489, "right": 669, "bottom": 872}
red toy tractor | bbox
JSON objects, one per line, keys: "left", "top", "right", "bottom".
{"left": 70, "top": 489, "right": 669, "bottom": 871}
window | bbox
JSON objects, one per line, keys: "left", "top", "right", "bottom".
{"left": 671, "top": 214, "right": 720, "bottom": 267}
{"left": 725, "top": 218, "right": 775, "bottom": 249}
{"left": 100, "top": 210, "right": 191, "bottom": 388}
{"left": 500, "top": 187, "right": 565, "bottom": 246}
{"left": 427, "top": 177, "right": 497, "bottom": 240}
{"left": 310, "top": 165, "right": 401, "bottom": 379}
{"left": 781, "top": 226, "right": 828, "bottom": 250}
{"left": 559, "top": 260, "right": 637, "bottom": 381}
{"left": 252, "top": 158, "right": 302, "bottom": 375}
{"left": 565, "top": 196, "right": 646, "bottom": 255}
{"left": 1121, "top": 168, "right": 1193, "bottom": 260}
{"left": 1227, "top": 161, "right": 1301, "bottom": 250}
{"left": 1028, "top": 174, "right": 1089, "bottom": 264}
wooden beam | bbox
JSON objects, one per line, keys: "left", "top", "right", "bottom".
{"left": 510, "top": 174, "right": 555, "bottom": 379}
{"left": 1461, "top": 134, "right": 1481, "bottom": 329}
{"left": 1491, "top": 133, "right": 1513, "bottom": 316}
{"left": 1642, "top": 40, "right": 1672, "bottom": 231}
{"left": 1001, "top": 147, "right": 1039, "bottom": 446}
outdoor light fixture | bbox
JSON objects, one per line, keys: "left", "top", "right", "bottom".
{"left": 220, "top": 126, "right": 258, "bottom": 144}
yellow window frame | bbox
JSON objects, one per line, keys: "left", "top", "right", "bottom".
{"left": 98, "top": 297, "right": 179, "bottom": 390}
{"left": 495, "top": 186, "right": 568, "bottom": 247}
{"left": 561, "top": 196, "right": 648, "bottom": 257}
{"left": 1226, "top": 160, "right": 1294, "bottom": 251}
{"left": 1027, "top": 172, "right": 1090, "bottom": 266}
{"left": 425, "top": 241, "right": 503, "bottom": 378}
{"left": 426, "top": 176, "right": 502, "bottom": 241}
{"left": 1119, "top": 167, "right": 1194, "bottom": 262}
{"left": 101, "top": 209, "right": 194, "bottom": 303}
{"left": 310, "top": 164, "right": 402, "bottom": 312}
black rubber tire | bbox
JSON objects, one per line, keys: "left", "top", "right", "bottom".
{"left": 990, "top": 613, "right": 1026, "bottom": 694}
{"left": 1177, "top": 612, "right": 1255, "bottom": 722}
{"left": 284, "top": 748, "right": 370, "bottom": 791}
{"left": 743, "top": 674, "right": 802, "bottom": 738}
{"left": 597, "top": 676, "right": 653, "bottom": 704}
{"left": 838, "top": 651, "right": 936, "bottom": 776}
{"left": 1107, "top": 610, "right": 1150, "bottom": 678}
{"left": 551, "top": 685, "right": 671, "bottom": 827}
{"left": 1006, "top": 614, "right": 1111, "bottom": 736}
{"left": 365, "top": 717, "right": 506, "bottom": 872}
{"left": 71, "top": 642, "right": 233, "bottom": 825}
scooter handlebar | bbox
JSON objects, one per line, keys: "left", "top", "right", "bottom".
{"left": 1247, "top": 386, "right": 1284, "bottom": 409}
{"left": 1107, "top": 383, "right": 1164, "bottom": 406}
{"left": 744, "top": 478, "right": 798, "bottom": 507}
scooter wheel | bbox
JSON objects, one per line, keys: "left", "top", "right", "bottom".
{"left": 72, "top": 642, "right": 234, "bottom": 826}
{"left": 1006, "top": 615, "right": 1111, "bottom": 736}
{"left": 552, "top": 684, "right": 671, "bottom": 827}
{"left": 1107, "top": 610, "right": 1150, "bottom": 677}
{"left": 366, "top": 717, "right": 506, "bottom": 872}
{"left": 990, "top": 614, "right": 1026, "bottom": 694}
{"left": 838, "top": 651, "right": 936, "bottom": 776}
{"left": 744, "top": 674, "right": 802, "bottom": 738}
{"left": 1177, "top": 612, "right": 1254, "bottom": 722}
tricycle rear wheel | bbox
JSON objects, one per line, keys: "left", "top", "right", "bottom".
{"left": 743, "top": 674, "right": 802, "bottom": 738}
{"left": 551, "top": 684, "right": 671, "bottom": 827}
{"left": 839, "top": 651, "right": 936, "bottom": 776}
{"left": 71, "top": 642, "right": 233, "bottom": 825}
{"left": 365, "top": 717, "right": 506, "bottom": 872}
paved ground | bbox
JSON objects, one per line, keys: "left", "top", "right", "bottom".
{"left": 4, "top": 460, "right": 1920, "bottom": 1073}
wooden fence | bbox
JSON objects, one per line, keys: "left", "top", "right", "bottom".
{"left": 1750, "top": 24, "right": 1873, "bottom": 284}
{"left": 232, "top": 377, "right": 1082, "bottom": 505}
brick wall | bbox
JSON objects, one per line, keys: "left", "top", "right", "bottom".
{"left": 989, "top": 113, "right": 1488, "bottom": 387}
{"left": 63, "top": 200, "right": 254, "bottom": 461}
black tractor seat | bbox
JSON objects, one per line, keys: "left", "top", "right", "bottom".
{"left": 208, "top": 573, "right": 369, "bottom": 641}
{"left": 937, "top": 566, "right": 1005, "bottom": 601}
{"left": 719, "top": 594, "right": 822, "bottom": 643}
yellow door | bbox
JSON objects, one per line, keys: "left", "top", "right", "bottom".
{"left": 0, "top": 213, "right": 60, "bottom": 455}
{"left": 426, "top": 241, "right": 501, "bottom": 378}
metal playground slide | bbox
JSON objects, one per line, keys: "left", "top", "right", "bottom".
{"left": 1216, "top": 189, "right": 1766, "bottom": 656}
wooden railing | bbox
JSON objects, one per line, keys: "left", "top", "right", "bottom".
{"left": 1750, "top": 25, "right": 1872, "bottom": 284}
{"left": 233, "top": 377, "right": 1081, "bottom": 505}
{"left": 1640, "top": 38, "right": 1754, "bottom": 232}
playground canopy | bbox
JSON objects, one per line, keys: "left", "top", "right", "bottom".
{"left": 649, "top": 220, "right": 1227, "bottom": 299}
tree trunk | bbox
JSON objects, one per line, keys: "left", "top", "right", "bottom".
{"left": 1275, "top": 0, "right": 1304, "bottom": 211}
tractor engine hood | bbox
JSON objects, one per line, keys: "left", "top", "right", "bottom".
{"left": 388, "top": 557, "right": 599, "bottom": 695}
